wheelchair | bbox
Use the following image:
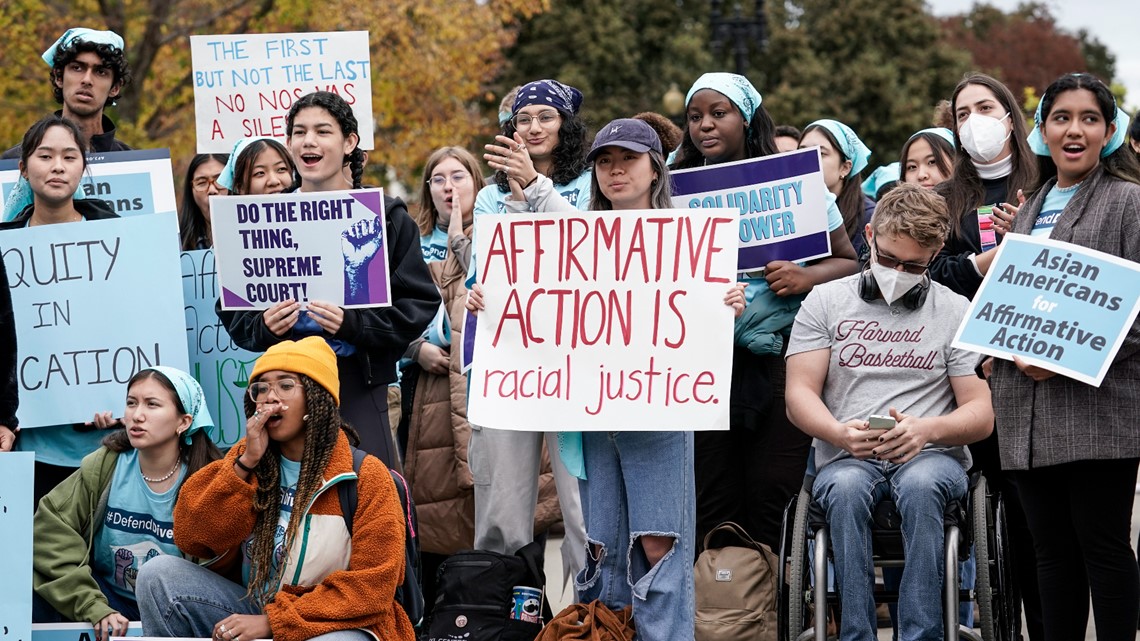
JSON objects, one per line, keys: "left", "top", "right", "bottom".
{"left": 777, "top": 468, "right": 1017, "bottom": 641}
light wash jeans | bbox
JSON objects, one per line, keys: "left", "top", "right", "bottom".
{"left": 469, "top": 426, "right": 587, "bottom": 585}
{"left": 135, "top": 555, "right": 369, "bottom": 641}
{"left": 574, "top": 431, "right": 695, "bottom": 641}
{"left": 813, "top": 451, "right": 966, "bottom": 641}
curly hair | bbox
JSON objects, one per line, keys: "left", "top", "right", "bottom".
{"left": 871, "top": 183, "right": 951, "bottom": 250}
{"left": 231, "top": 139, "right": 295, "bottom": 196}
{"left": 286, "top": 91, "right": 366, "bottom": 189}
{"left": 493, "top": 108, "right": 588, "bottom": 192}
{"left": 178, "top": 153, "right": 229, "bottom": 250}
{"left": 669, "top": 103, "right": 780, "bottom": 170}
{"left": 51, "top": 41, "right": 131, "bottom": 108}
{"left": 632, "top": 112, "right": 684, "bottom": 153}
{"left": 415, "top": 146, "right": 485, "bottom": 237}
{"left": 241, "top": 374, "right": 361, "bottom": 605}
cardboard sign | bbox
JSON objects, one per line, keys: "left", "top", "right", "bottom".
{"left": 671, "top": 148, "right": 831, "bottom": 271}
{"left": 468, "top": 209, "right": 738, "bottom": 431}
{"left": 190, "top": 32, "right": 374, "bottom": 152}
{"left": 211, "top": 189, "right": 391, "bottom": 310}
{"left": 2, "top": 214, "right": 190, "bottom": 427}
{"left": 953, "top": 234, "right": 1140, "bottom": 386}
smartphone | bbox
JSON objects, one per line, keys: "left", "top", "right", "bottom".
{"left": 868, "top": 415, "right": 896, "bottom": 431}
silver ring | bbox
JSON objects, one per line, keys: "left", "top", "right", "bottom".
{"left": 515, "top": 144, "right": 525, "bottom": 151}
{"left": 252, "top": 411, "right": 260, "bottom": 418}
{"left": 220, "top": 625, "right": 227, "bottom": 634}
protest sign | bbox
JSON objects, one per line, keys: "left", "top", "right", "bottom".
{"left": 671, "top": 148, "right": 831, "bottom": 271}
{"left": 32, "top": 623, "right": 143, "bottom": 641}
{"left": 212, "top": 189, "right": 391, "bottom": 310}
{"left": 190, "top": 32, "right": 374, "bottom": 152}
{"left": 182, "top": 249, "right": 260, "bottom": 449}
{"left": 468, "top": 209, "right": 738, "bottom": 431}
{"left": 952, "top": 234, "right": 1140, "bottom": 386}
{"left": 0, "top": 452, "right": 34, "bottom": 641}
{"left": 2, "top": 213, "right": 190, "bottom": 427}
{"left": 1, "top": 150, "right": 177, "bottom": 222}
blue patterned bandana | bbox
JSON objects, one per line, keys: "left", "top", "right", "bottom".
{"left": 513, "top": 79, "right": 583, "bottom": 116}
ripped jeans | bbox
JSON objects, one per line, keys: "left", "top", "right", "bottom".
{"left": 575, "top": 431, "right": 695, "bottom": 641}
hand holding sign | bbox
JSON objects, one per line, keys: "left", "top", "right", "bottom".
{"left": 263, "top": 299, "right": 302, "bottom": 337}
{"left": 0, "top": 426, "right": 14, "bottom": 452}
{"left": 765, "top": 260, "right": 814, "bottom": 296}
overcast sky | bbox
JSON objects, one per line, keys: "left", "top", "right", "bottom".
{"left": 926, "top": 0, "right": 1138, "bottom": 112}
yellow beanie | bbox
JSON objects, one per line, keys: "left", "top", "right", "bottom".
{"left": 250, "top": 336, "right": 340, "bottom": 405}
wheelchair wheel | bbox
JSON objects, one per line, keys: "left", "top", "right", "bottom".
{"left": 973, "top": 477, "right": 1016, "bottom": 641}
{"left": 786, "top": 486, "right": 812, "bottom": 641}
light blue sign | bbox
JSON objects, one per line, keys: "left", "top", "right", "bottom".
{"left": 2, "top": 213, "right": 190, "bottom": 427}
{"left": 31, "top": 622, "right": 143, "bottom": 641}
{"left": 182, "top": 249, "right": 259, "bottom": 449}
{"left": 0, "top": 452, "right": 34, "bottom": 641}
{"left": 952, "top": 234, "right": 1140, "bottom": 386}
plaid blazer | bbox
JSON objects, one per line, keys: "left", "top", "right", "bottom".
{"left": 991, "top": 166, "right": 1140, "bottom": 470}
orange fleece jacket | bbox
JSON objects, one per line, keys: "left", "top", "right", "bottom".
{"left": 174, "top": 432, "right": 414, "bottom": 641}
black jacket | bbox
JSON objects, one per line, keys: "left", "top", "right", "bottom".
{"left": 0, "top": 197, "right": 119, "bottom": 230}
{"left": 2, "top": 113, "right": 132, "bottom": 160}
{"left": 218, "top": 194, "right": 440, "bottom": 386}
{"left": 929, "top": 177, "right": 1008, "bottom": 300}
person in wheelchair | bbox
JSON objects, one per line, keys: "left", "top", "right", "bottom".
{"left": 785, "top": 183, "right": 994, "bottom": 641}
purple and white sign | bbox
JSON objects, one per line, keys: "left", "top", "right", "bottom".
{"left": 211, "top": 189, "right": 392, "bottom": 310}
{"left": 671, "top": 148, "right": 831, "bottom": 272}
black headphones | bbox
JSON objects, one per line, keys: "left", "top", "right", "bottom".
{"left": 858, "top": 264, "right": 930, "bottom": 310}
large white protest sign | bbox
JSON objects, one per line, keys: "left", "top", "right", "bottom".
{"left": 671, "top": 148, "right": 831, "bottom": 271}
{"left": 211, "top": 189, "right": 391, "bottom": 310}
{"left": 468, "top": 209, "right": 738, "bottom": 431}
{"left": 953, "top": 234, "right": 1140, "bottom": 386}
{"left": 2, "top": 213, "right": 189, "bottom": 427}
{"left": 191, "top": 32, "right": 374, "bottom": 152}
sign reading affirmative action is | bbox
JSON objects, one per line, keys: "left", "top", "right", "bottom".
{"left": 953, "top": 234, "right": 1140, "bottom": 386}
{"left": 212, "top": 189, "right": 392, "bottom": 310}
{"left": 182, "top": 249, "right": 260, "bottom": 449}
{"left": 2, "top": 213, "right": 189, "bottom": 427}
{"left": 191, "top": 31, "right": 374, "bottom": 152}
{"left": 0, "top": 149, "right": 177, "bottom": 222}
{"left": 468, "top": 209, "right": 738, "bottom": 431}
{"left": 671, "top": 148, "right": 831, "bottom": 271}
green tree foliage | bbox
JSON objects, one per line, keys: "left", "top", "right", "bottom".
{"left": 502, "top": 0, "right": 712, "bottom": 128}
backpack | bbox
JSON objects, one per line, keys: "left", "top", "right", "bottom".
{"left": 425, "top": 542, "right": 549, "bottom": 641}
{"left": 534, "top": 601, "right": 635, "bottom": 641}
{"left": 693, "top": 522, "right": 779, "bottom": 641}
{"left": 339, "top": 447, "right": 426, "bottom": 627}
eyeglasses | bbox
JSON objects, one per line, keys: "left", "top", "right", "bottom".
{"left": 192, "top": 175, "right": 222, "bottom": 192}
{"left": 511, "top": 110, "right": 560, "bottom": 130}
{"left": 427, "top": 171, "right": 471, "bottom": 189}
{"left": 248, "top": 378, "right": 301, "bottom": 402}
{"left": 872, "top": 242, "right": 933, "bottom": 275}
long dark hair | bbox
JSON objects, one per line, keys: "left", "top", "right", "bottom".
{"left": 1033, "top": 73, "right": 1140, "bottom": 189}
{"left": 589, "top": 149, "right": 673, "bottom": 211}
{"left": 493, "top": 108, "right": 588, "bottom": 192}
{"left": 178, "top": 153, "right": 228, "bottom": 250}
{"left": 669, "top": 102, "right": 779, "bottom": 170}
{"left": 286, "top": 91, "right": 366, "bottom": 189}
{"left": 20, "top": 115, "right": 88, "bottom": 170}
{"left": 241, "top": 374, "right": 361, "bottom": 605}
{"left": 416, "top": 146, "right": 485, "bottom": 236}
{"left": 801, "top": 124, "right": 865, "bottom": 241}
{"left": 231, "top": 139, "right": 295, "bottom": 196}
{"left": 102, "top": 369, "right": 223, "bottom": 481}
{"left": 936, "top": 73, "right": 1037, "bottom": 238}
{"left": 899, "top": 131, "right": 955, "bottom": 186}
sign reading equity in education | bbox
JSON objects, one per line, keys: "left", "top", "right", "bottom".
{"left": 182, "top": 249, "right": 260, "bottom": 449}
{"left": 952, "top": 234, "right": 1140, "bottom": 387}
{"left": 0, "top": 149, "right": 177, "bottom": 222}
{"left": 671, "top": 148, "right": 831, "bottom": 272}
{"left": 190, "top": 31, "right": 374, "bottom": 152}
{"left": 212, "top": 189, "right": 391, "bottom": 310}
{"left": 1, "top": 213, "right": 189, "bottom": 427}
{"left": 0, "top": 453, "right": 33, "bottom": 641}
{"left": 468, "top": 209, "right": 738, "bottom": 431}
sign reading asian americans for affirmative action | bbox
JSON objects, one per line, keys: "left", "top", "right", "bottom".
{"left": 468, "top": 209, "right": 738, "bottom": 432}
{"left": 952, "top": 234, "right": 1140, "bottom": 386}
{"left": 670, "top": 147, "right": 831, "bottom": 271}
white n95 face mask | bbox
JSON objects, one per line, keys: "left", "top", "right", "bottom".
{"left": 959, "top": 112, "right": 1011, "bottom": 164}
{"left": 871, "top": 262, "right": 926, "bottom": 305}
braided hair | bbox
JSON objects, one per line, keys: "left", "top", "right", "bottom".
{"left": 285, "top": 91, "right": 365, "bottom": 189}
{"left": 242, "top": 374, "right": 361, "bottom": 605}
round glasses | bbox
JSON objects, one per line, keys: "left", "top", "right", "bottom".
{"left": 248, "top": 378, "right": 301, "bottom": 402}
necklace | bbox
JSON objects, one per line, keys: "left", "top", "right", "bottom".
{"left": 141, "top": 461, "right": 181, "bottom": 484}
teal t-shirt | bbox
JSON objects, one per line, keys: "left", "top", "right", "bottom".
{"left": 420, "top": 226, "right": 449, "bottom": 263}
{"left": 1032, "top": 183, "right": 1082, "bottom": 237}
{"left": 18, "top": 425, "right": 106, "bottom": 467}
{"left": 92, "top": 450, "right": 186, "bottom": 600}
{"left": 241, "top": 454, "right": 301, "bottom": 586}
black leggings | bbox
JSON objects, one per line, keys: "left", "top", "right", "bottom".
{"left": 1012, "top": 458, "right": 1140, "bottom": 641}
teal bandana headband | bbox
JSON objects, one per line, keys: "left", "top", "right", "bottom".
{"left": 861, "top": 162, "right": 900, "bottom": 199}
{"left": 217, "top": 137, "right": 276, "bottom": 191}
{"left": 808, "top": 119, "right": 873, "bottom": 177}
{"left": 143, "top": 366, "right": 214, "bottom": 445}
{"left": 1028, "top": 96, "right": 1130, "bottom": 158}
{"left": 685, "top": 72, "right": 763, "bottom": 125}
{"left": 42, "top": 28, "right": 124, "bottom": 67}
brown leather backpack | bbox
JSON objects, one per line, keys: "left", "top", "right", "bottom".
{"left": 534, "top": 601, "right": 635, "bottom": 641}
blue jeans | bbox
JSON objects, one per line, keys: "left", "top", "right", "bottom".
{"left": 813, "top": 452, "right": 966, "bottom": 641}
{"left": 574, "top": 431, "right": 695, "bottom": 641}
{"left": 136, "top": 556, "right": 369, "bottom": 641}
